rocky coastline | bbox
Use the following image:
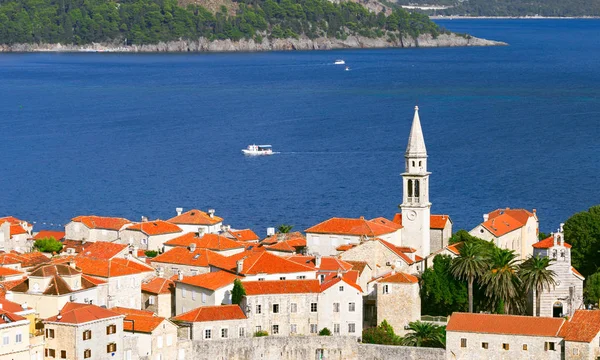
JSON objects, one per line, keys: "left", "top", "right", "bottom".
{"left": 0, "top": 33, "right": 506, "bottom": 53}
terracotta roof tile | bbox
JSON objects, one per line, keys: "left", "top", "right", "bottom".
{"left": 125, "top": 220, "right": 182, "bottom": 236}
{"left": 370, "top": 217, "right": 402, "bottom": 230}
{"left": 176, "top": 271, "right": 239, "bottom": 291}
{"left": 142, "top": 277, "right": 174, "bottom": 294}
{"left": 45, "top": 303, "right": 122, "bottom": 324}
{"left": 0, "top": 252, "right": 50, "bottom": 268}
{"left": 59, "top": 240, "right": 94, "bottom": 254}
{"left": 9, "top": 224, "right": 27, "bottom": 236}
{"left": 305, "top": 217, "right": 398, "bottom": 237}
{"left": 33, "top": 230, "right": 65, "bottom": 241}
{"left": 172, "top": 305, "right": 245, "bottom": 322}
{"left": 122, "top": 314, "right": 166, "bottom": 333}
{"left": 29, "top": 263, "right": 81, "bottom": 277}
{"left": 0, "top": 279, "right": 27, "bottom": 297}
{"left": 446, "top": 312, "right": 565, "bottom": 337}
{"left": 265, "top": 241, "right": 296, "bottom": 253}
{"left": 109, "top": 307, "right": 155, "bottom": 316}
{"left": 0, "top": 309, "right": 27, "bottom": 324}
{"left": 285, "top": 256, "right": 353, "bottom": 272}
{"left": 559, "top": 310, "right": 600, "bottom": 342}
{"left": 320, "top": 273, "right": 363, "bottom": 293}
{"left": 345, "top": 260, "right": 370, "bottom": 275}
{"left": 0, "top": 216, "right": 30, "bottom": 226}
{"left": 165, "top": 233, "right": 243, "bottom": 251}
{"left": 168, "top": 209, "right": 223, "bottom": 226}
{"left": 0, "top": 267, "right": 24, "bottom": 277}
{"left": 533, "top": 236, "right": 572, "bottom": 249}
{"left": 151, "top": 248, "right": 229, "bottom": 268}
{"left": 336, "top": 244, "right": 356, "bottom": 252}
{"left": 229, "top": 229, "right": 259, "bottom": 242}
{"left": 430, "top": 215, "right": 451, "bottom": 229}
{"left": 67, "top": 257, "right": 154, "bottom": 278}
{"left": 488, "top": 208, "right": 535, "bottom": 225}
{"left": 77, "top": 241, "right": 128, "bottom": 259}
{"left": 243, "top": 279, "right": 321, "bottom": 295}
{"left": 572, "top": 267, "right": 585, "bottom": 280}
{"left": 261, "top": 232, "right": 305, "bottom": 245}
{"left": 82, "top": 274, "right": 108, "bottom": 285}
{"left": 214, "top": 251, "right": 314, "bottom": 275}
{"left": 375, "top": 271, "right": 418, "bottom": 284}
{"left": 0, "top": 297, "right": 31, "bottom": 313}
{"left": 71, "top": 216, "right": 130, "bottom": 231}
{"left": 446, "top": 242, "right": 463, "bottom": 255}
{"left": 377, "top": 239, "right": 414, "bottom": 265}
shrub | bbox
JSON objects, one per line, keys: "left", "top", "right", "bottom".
{"left": 362, "top": 320, "right": 402, "bottom": 345}
{"left": 144, "top": 250, "right": 158, "bottom": 258}
{"left": 254, "top": 330, "right": 268, "bottom": 337}
{"left": 33, "top": 237, "right": 63, "bottom": 253}
{"left": 318, "top": 328, "right": 332, "bottom": 336}
{"left": 231, "top": 279, "right": 246, "bottom": 305}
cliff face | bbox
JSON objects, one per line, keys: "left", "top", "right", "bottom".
{"left": 0, "top": 33, "right": 506, "bottom": 53}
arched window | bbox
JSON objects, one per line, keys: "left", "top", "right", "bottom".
{"left": 419, "top": 161, "right": 422, "bottom": 167}
{"left": 560, "top": 250, "right": 565, "bottom": 258}
{"left": 414, "top": 180, "right": 420, "bottom": 198}
{"left": 412, "top": 161, "right": 415, "bottom": 167}
{"left": 407, "top": 179, "right": 413, "bottom": 197}
{"left": 552, "top": 249, "right": 557, "bottom": 259}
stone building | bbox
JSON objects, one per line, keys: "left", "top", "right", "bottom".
{"left": 65, "top": 215, "right": 131, "bottom": 242}
{"left": 163, "top": 233, "right": 245, "bottom": 256}
{"left": 530, "top": 227, "right": 584, "bottom": 318}
{"left": 0, "top": 306, "right": 44, "bottom": 360}
{"left": 370, "top": 271, "right": 420, "bottom": 335}
{"left": 469, "top": 208, "right": 539, "bottom": 260}
{"left": 167, "top": 208, "right": 223, "bottom": 235}
{"left": 339, "top": 238, "right": 422, "bottom": 276}
{"left": 142, "top": 276, "right": 175, "bottom": 318}
{"left": 559, "top": 310, "right": 600, "bottom": 360}
{"left": 318, "top": 275, "right": 364, "bottom": 336}
{"left": 172, "top": 304, "right": 247, "bottom": 341}
{"left": 43, "top": 302, "right": 125, "bottom": 360}
{"left": 446, "top": 312, "right": 565, "bottom": 360}
{"left": 0, "top": 216, "right": 33, "bottom": 253}
{"left": 393, "top": 214, "right": 453, "bottom": 255}
{"left": 150, "top": 247, "right": 230, "bottom": 278}
{"left": 210, "top": 250, "right": 316, "bottom": 281}
{"left": 119, "top": 220, "right": 183, "bottom": 252}
{"left": 174, "top": 271, "right": 240, "bottom": 314}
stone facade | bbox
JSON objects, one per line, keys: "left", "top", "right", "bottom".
{"left": 64, "top": 221, "right": 122, "bottom": 242}
{"left": 188, "top": 318, "right": 249, "bottom": 341}
{"left": 174, "top": 282, "right": 233, "bottom": 315}
{"left": 374, "top": 280, "right": 420, "bottom": 336}
{"left": 150, "top": 261, "right": 210, "bottom": 279}
{"left": 340, "top": 240, "right": 412, "bottom": 276}
{"left": 142, "top": 291, "right": 174, "bottom": 318}
{"left": 430, "top": 219, "right": 452, "bottom": 254}
{"left": 118, "top": 229, "right": 182, "bottom": 252}
{"left": 128, "top": 319, "right": 179, "bottom": 360}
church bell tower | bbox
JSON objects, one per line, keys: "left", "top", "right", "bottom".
{"left": 401, "top": 106, "right": 431, "bottom": 257}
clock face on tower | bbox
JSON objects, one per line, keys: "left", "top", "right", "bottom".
{"left": 407, "top": 210, "right": 417, "bottom": 221}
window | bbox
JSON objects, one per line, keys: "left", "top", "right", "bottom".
{"left": 334, "top": 324, "right": 340, "bottom": 334}
{"left": 461, "top": 338, "right": 467, "bottom": 348}
{"left": 320, "top": 274, "right": 325, "bottom": 282}
{"left": 503, "top": 343, "right": 510, "bottom": 350}
{"left": 272, "top": 325, "right": 279, "bottom": 335}
{"left": 290, "top": 324, "right": 297, "bottom": 334}
{"left": 46, "top": 328, "right": 55, "bottom": 339}
{"left": 107, "top": 343, "right": 117, "bottom": 353}
{"left": 157, "top": 336, "right": 163, "bottom": 348}
{"left": 204, "top": 329, "right": 212, "bottom": 339}
{"left": 61, "top": 350, "right": 67, "bottom": 359}
{"left": 192, "top": 290, "right": 196, "bottom": 300}
{"left": 106, "top": 324, "right": 117, "bottom": 335}
{"left": 311, "top": 303, "right": 318, "bottom": 312}
{"left": 296, "top": 276, "right": 306, "bottom": 279}
{"left": 273, "top": 304, "right": 280, "bottom": 313}
{"left": 256, "top": 304, "right": 262, "bottom": 314}
{"left": 83, "top": 330, "right": 92, "bottom": 340}
{"left": 166, "top": 335, "right": 173, "bottom": 346}
{"left": 573, "top": 348, "right": 579, "bottom": 355}
{"left": 310, "top": 324, "right": 318, "bottom": 334}
{"left": 84, "top": 349, "right": 91, "bottom": 359}
{"left": 280, "top": 277, "right": 286, "bottom": 280}
{"left": 116, "top": 279, "right": 121, "bottom": 289}
{"left": 333, "top": 303, "right": 340, "bottom": 312}
{"left": 291, "top": 303, "right": 297, "bottom": 313}
{"left": 255, "top": 326, "right": 261, "bottom": 332}
{"left": 2, "top": 335, "right": 8, "bottom": 345}
{"left": 182, "top": 288, "right": 186, "bottom": 298}
{"left": 523, "top": 344, "right": 528, "bottom": 351}
{"left": 383, "top": 285, "right": 389, "bottom": 294}
{"left": 48, "top": 349, "right": 56, "bottom": 358}
{"left": 481, "top": 342, "right": 488, "bottom": 349}
{"left": 201, "top": 293, "right": 206, "bottom": 303}
{"left": 545, "top": 342, "right": 556, "bottom": 351}
{"left": 258, "top": 278, "right": 265, "bottom": 281}
{"left": 349, "top": 302, "right": 356, "bottom": 312}
{"left": 15, "top": 332, "right": 22, "bottom": 343}
{"left": 339, "top": 286, "right": 344, "bottom": 292}
{"left": 221, "top": 328, "right": 228, "bottom": 338}
{"left": 348, "top": 323, "right": 355, "bottom": 333}
{"left": 239, "top": 327, "right": 245, "bottom": 337}
{"left": 149, "top": 296, "right": 156, "bottom": 305}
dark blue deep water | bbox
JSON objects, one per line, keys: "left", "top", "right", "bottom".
{"left": 1, "top": 20, "right": 599, "bottom": 234}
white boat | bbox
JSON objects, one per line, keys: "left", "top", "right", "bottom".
{"left": 334, "top": 59, "right": 345, "bottom": 65}
{"left": 345, "top": 66, "right": 350, "bottom": 71}
{"left": 242, "top": 144, "right": 274, "bottom": 156}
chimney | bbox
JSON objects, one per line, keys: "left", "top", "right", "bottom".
{"left": 391, "top": 267, "right": 396, "bottom": 275}
{"left": 0, "top": 303, "right": 2, "bottom": 310}
{"left": 315, "top": 255, "right": 322, "bottom": 268}
{"left": 208, "top": 209, "right": 215, "bottom": 218}
{"left": 337, "top": 269, "right": 342, "bottom": 278}
{"left": 267, "top": 227, "right": 275, "bottom": 237}
{"left": 533, "top": 208, "right": 537, "bottom": 214}
{"left": 68, "top": 261, "right": 76, "bottom": 269}
{"left": 5, "top": 291, "right": 13, "bottom": 301}
{"left": 177, "top": 270, "right": 183, "bottom": 281}
{"left": 21, "top": 303, "right": 27, "bottom": 310}
{"left": 236, "top": 259, "right": 244, "bottom": 274}
{"left": 189, "top": 243, "right": 196, "bottom": 252}
{"left": 176, "top": 207, "right": 183, "bottom": 216}
{"left": 141, "top": 216, "right": 148, "bottom": 222}
{"left": 133, "top": 246, "right": 139, "bottom": 256}
{"left": 483, "top": 214, "right": 489, "bottom": 222}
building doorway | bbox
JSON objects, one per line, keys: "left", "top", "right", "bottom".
{"left": 553, "top": 302, "right": 563, "bottom": 317}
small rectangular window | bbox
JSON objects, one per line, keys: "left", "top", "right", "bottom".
{"left": 239, "top": 327, "right": 245, "bottom": 337}
{"left": 503, "top": 343, "right": 510, "bottom": 350}
{"left": 221, "top": 328, "right": 228, "bottom": 338}
{"left": 2, "top": 335, "right": 8, "bottom": 345}
{"left": 461, "top": 338, "right": 467, "bottom": 348}
{"left": 192, "top": 290, "right": 196, "bottom": 300}
{"left": 84, "top": 349, "right": 91, "bottom": 359}
{"left": 106, "top": 324, "right": 116, "bottom": 335}
{"left": 573, "top": 348, "right": 579, "bottom": 355}
{"left": 334, "top": 324, "right": 340, "bottom": 334}
{"left": 61, "top": 350, "right": 67, "bottom": 359}
{"left": 157, "top": 336, "right": 163, "bottom": 348}
{"left": 149, "top": 296, "right": 155, "bottom": 305}
{"left": 15, "top": 333, "right": 22, "bottom": 343}
{"left": 523, "top": 344, "right": 528, "bottom": 351}
{"left": 201, "top": 292, "right": 206, "bottom": 303}
{"left": 48, "top": 349, "right": 56, "bottom": 358}
{"left": 545, "top": 342, "right": 556, "bottom": 351}
{"left": 83, "top": 330, "right": 92, "bottom": 341}
{"left": 311, "top": 303, "right": 318, "bottom": 312}
{"left": 273, "top": 304, "right": 280, "bottom": 313}
{"left": 256, "top": 304, "right": 262, "bottom": 314}
{"left": 296, "top": 276, "right": 306, "bottom": 279}
{"left": 333, "top": 303, "right": 340, "bottom": 312}
{"left": 481, "top": 342, "right": 488, "bottom": 349}
{"left": 383, "top": 285, "right": 389, "bottom": 294}
{"left": 348, "top": 323, "right": 356, "bottom": 333}
{"left": 182, "top": 288, "right": 186, "bottom": 298}
{"left": 290, "top": 324, "right": 297, "bottom": 334}
{"left": 349, "top": 302, "right": 356, "bottom": 312}
{"left": 290, "top": 303, "right": 297, "bottom": 313}
{"left": 279, "top": 277, "right": 286, "bottom": 280}
{"left": 310, "top": 324, "right": 318, "bottom": 334}
{"left": 255, "top": 326, "right": 261, "bottom": 332}
{"left": 272, "top": 325, "right": 279, "bottom": 335}
{"left": 339, "top": 286, "right": 344, "bottom": 291}
{"left": 107, "top": 343, "right": 117, "bottom": 353}
{"left": 204, "top": 329, "right": 212, "bottom": 339}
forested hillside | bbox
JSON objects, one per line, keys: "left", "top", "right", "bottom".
{"left": 0, "top": 0, "right": 443, "bottom": 45}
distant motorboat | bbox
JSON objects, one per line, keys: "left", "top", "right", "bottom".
{"left": 334, "top": 59, "right": 345, "bottom": 65}
{"left": 345, "top": 66, "right": 350, "bottom": 71}
{"left": 242, "top": 144, "right": 274, "bottom": 156}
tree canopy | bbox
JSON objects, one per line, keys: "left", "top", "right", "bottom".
{"left": 0, "top": 0, "right": 443, "bottom": 45}
{"left": 420, "top": 254, "right": 468, "bottom": 316}
{"left": 231, "top": 278, "right": 246, "bottom": 305}
{"left": 564, "top": 205, "right": 600, "bottom": 278}
{"left": 33, "top": 237, "right": 63, "bottom": 253}
{"left": 362, "top": 320, "right": 403, "bottom": 345}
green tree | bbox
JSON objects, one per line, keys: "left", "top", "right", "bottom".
{"left": 33, "top": 237, "right": 63, "bottom": 253}
{"left": 253, "top": 330, "right": 268, "bottom": 337}
{"left": 420, "top": 255, "right": 468, "bottom": 316}
{"left": 318, "top": 327, "right": 331, "bottom": 336}
{"left": 565, "top": 205, "right": 600, "bottom": 278}
{"left": 362, "top": 320, "right": 402, "bottom": 345}
{"left": 481, "top": 248, "right": 522, "bottom": 314}
{"left": 450, "top": 242, "right": 488, "bottom": 313}
{"left": 144, "top": 250, "right": 158, "bottom": 258}
{"left": 277, "top": 224, "right": 293, "bottom": 233}
{"left": 584, "top": 271, "right": 600, "bottom": 306}
{"left": 400, "top": 321, "right": 445, "bottom": 348}
{"left": 231, "top": 278, "right": 246, "bottom": 305}
{"left": 520, "top": 255, "right": 557, "bottom": 316}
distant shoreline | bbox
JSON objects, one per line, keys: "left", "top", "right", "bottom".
{"left": 430, "top": 16, "right": 600, "bottom": 19}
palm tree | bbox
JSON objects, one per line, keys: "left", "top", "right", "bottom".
{"left": 450, "top": 242, "right": 488, "bottom": 313}
{"left": 520, "top": 255, "right": 557, "bottom": 316}
{"left": 277, "top": 224, "right": 293, "bottom": 233}
{"left": 482, "top": 248, "right": 522, "bottom": 314}
{"left": 400, "top": 321, "right": 445, "bottom": 348}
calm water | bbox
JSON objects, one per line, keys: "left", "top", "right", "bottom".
{"left": 1, "top": 20, "right": 599, "bottom": 234}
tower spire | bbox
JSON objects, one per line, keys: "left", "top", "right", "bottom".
{"left": 405, "top": 105, "right": 427, "bottom": 158}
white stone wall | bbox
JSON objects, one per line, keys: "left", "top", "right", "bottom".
{"left": 118, "top": 229, "right": 182, "bottom": 252}
{"left": 177, "top": 223, "right": 222, "bottom": 235}
{"left": 375, "top": 281, "right": 420, "bottom": 336}
{"left": 241, "top": 271, "right": 316, "bottom": 282}
{"left": 340, "top": 241, "right": 412, "bottom": 277}
{"left": 105, "top": 273, "right": 150, "bottom": 309}
{"left": 0, "top": 319, "right": 31, "bottom": 360}
{"left": 12, "top": 287, "right": 99, "bottom": 319}
{"left": 446, "top": 331, "right": 563, "bottom": 360}
{"left": 189, "top": 318, "right": 249, "bottom": 341}
{"left": 307, "top": 231, "right": 401, "bottom": 257}
{"left": 318, "top": 281, "right": 363, "bottom": 336}
{"left": 174, "top": 282, "right": 234, "bottom": 315}
{"left": 65, "top": 222, "right": 121, "bottom": 242}
{"left": 142, "top": 291, "right": 173, "bottom": 318}
{"left": 151, "top": 261, "right": 210, "bottom": 279}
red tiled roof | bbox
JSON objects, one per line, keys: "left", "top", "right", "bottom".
{"left": 446, "top": 312, "right": 565, "bottom": 337}
{"left": 68, "top": 257, "right": 154, "bottom": 278}
{"left": 393, "top": 213, "right": 451, "bottom": 230}
{"left": 243, "top": 279, "right": 321, "bottom": 295}
{"left": 9, "top": 224, "right": 27, "bottom": 236}
{"left": 345, "top": 260, "right": 370, "bottom": 275}
{"left": 479, "top": 208, "right": 535, "bottom": 238}
{"left": 336, "top": 244, "right": 356, "bottom": 252}
{"left": 0, "top": 297, "right": 31, "bottom": 313}
{"left": 265, "top": 241, "right": 296, "bottom": 253}
{"left": 33, "top": 230, "right": 65, "bottom": 241}
{"left": 125, "top": 220, "right": 182, "bottom": 236}
{"left": 229, "top": 229, "right": 259, "bottom": 242}
{"left": 377, "top": 239, "right": 414, "bottom": 265}
{"left": 172, "top": 305, "right": 245, "bottom": 322}
{"left": 572, "top": 267, "right": 585, "bottom": 280}
{"left": 176, "top": 271, "right": 239, "bottom": 291}
{"left": 0, "top": 309, "right": 26, "bottom": 324}
{"left": 285, "top": 256, "right": 353, "bottom": 272}
{"left": 446, "top": 242, "right": 463, "bottom": 255}
{"left": 182, "top": 233, "right": 244, "bottom": 251}
{"left": 151, "top": 247, "right": 229, "bottom": 268}
{"left": 488, "top": 208, "right": 535, "bottom": 224}
{"left": 71, "top": 216, "right": 130, "bottom": 231}
{"left": 0, "top": 216, "right": 30, "bottom": 226}
{"left": 370, "top": 217, "right": 403, "bottom": 230}
{"left": 396, "top": 246, "right": 417, "bottom": 253}
{"left": 261, "top": 232, "right": 305, "bottom": 245}
{"left": 559, "top": 310, "right": 600, "bottom": 342}
{"left": 142, "top": 277, "right": 174, "bottom": 294}
{"left": 77, "top": 241, "right": 128, "bottom": 260}
{"left": 375, "top": 271, "right": 418, "bottom": 284}
{"left": 214, "top": 251, "right": 314, "bottom": 275}
{"left": 320, "top": 274, "right": 363, "bottom": 293}
{"left": 29, "top": 263, "right": 81, "bottom": 277}
{"left": 0, "top": 267, "right": 24, "bottom": 277}
{"left": 533, "top": 236, "right": 572, "bottom": 249}
{"left": 59, "top": 240, "right": 93, "bottom": 254}
{"left": 122, "top": 314, "right": 165, "bottom": 333}
{"left": 168, "top": 209, "right": 223, "bottom": 226}
{"left": 45, "top": 303, "right": 122, "bottom": 324}
{"left": 305, "top": 217, "right": 398, "bottom": 237}
{"left": 0, "top": 279, "right": 27, "bottom": 297}
{"left": 82, "top": 274, "right": 108, "bottom": 285}
{"left": 109, "top": 307, "right": 155, "bottom": 316}
{"left": 0, "top": 252, "right": 49, "bottom": 268}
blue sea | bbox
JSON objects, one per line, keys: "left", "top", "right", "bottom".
{"left": 1, "top": 20, "right": 599, "bottom": 235}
